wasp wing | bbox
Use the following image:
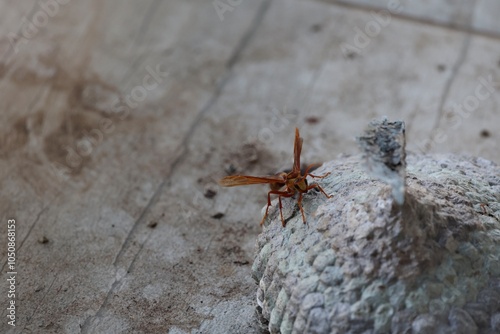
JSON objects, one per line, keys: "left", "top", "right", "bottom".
{"left": 219, "top": 175, "right": 285, "bottom": 187}
{"left": 293, "top": 127, "right": 303, "bottom": 174}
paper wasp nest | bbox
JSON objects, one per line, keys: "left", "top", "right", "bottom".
{"left": 252, "top": 153, "right": 500, "bottom": 334}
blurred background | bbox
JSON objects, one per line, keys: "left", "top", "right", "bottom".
{"left": 0, "top": 0, "right": 499, "bottom": 332}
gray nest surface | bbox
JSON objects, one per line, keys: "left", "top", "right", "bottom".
{"left": 252, "top": 153, "right": 500, "bottom": 334}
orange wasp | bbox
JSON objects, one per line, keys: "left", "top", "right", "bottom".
{"left": 219, "top": 128, "right": 332, "bottom": 227}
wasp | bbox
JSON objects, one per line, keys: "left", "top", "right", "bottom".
{"left": 219, "top": 128, "right": 332, "bottom": 227}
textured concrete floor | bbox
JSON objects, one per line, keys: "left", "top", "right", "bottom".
{"left": 0, "top": 0, "right": 499, "bottom": 333}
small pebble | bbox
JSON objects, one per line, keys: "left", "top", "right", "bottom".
{"left": 204, "top": 188, "right": 217, "bottom": 199}
{"left": 480, "top": 129, "right": 490, "bottom": 138}
{"left": 38, "top": 236, "right": 49, "bottom": 244}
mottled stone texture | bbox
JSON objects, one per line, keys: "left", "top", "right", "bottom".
{"left": 252, "top": 154, "right": 500, "bottom": 334}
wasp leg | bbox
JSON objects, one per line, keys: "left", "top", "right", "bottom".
{"left": 307, "top": 172, "right": 331, "bottom": 179}
{"left": 260, "top": 189, "right": 295, "bottom": 227}
{"left": 306, "top": 183, "right": 332, "bottom": 199}
{"left": 304, "top": 164, "right": 331, "bottom": 179}
{"left": 297, "top": 192, "right": 307, "bottom": 224}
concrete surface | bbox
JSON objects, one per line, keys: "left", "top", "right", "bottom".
{"left": 0, "top": 0, "right": 499, "bottom": 333}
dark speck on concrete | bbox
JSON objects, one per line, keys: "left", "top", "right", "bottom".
{"left": 480, "top": 129, "right": 490, "bottom": 138}
{"left": 437, "top": 64, "right": 446, "bottom": 72}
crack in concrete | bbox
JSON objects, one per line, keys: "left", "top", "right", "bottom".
{"left": 0, "top": 2, "right": 40, "bottom": 64}
{"left": 0, "top": 198, "right": 56, "bottom": 273}
{"left": 121, "top": 0, "right": 162, "bottom": 84}
{"left": 18, "top": 246, "right": 70, "bottom": 330}
{"left": 80, "top": 1, "right": 272, "bottom": 332}
{"left": 321, "top": 0, "right": 500, "bottom": 41}
{"left": 124, "top": 227, "right": 153, "bottom": 274}
{"left": 300, "top": 25, "right": 342, "bottom": 120}
{"left": 425, "top": 35, "right": 471, "bottom": 152}
{"left": 133, "top": 0, "right": 162, "bottom": 47}
{"left": 21, "top": 268, "right": 60, "bottom": 331}
{"left": 122, "top": 52, "right": 148, "bottom": 87}
{"left": 425, "top": 0, "right": 479, "bottom": 152}
{"left": 110, "top": 0, "right": 272, "bottom": 270}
